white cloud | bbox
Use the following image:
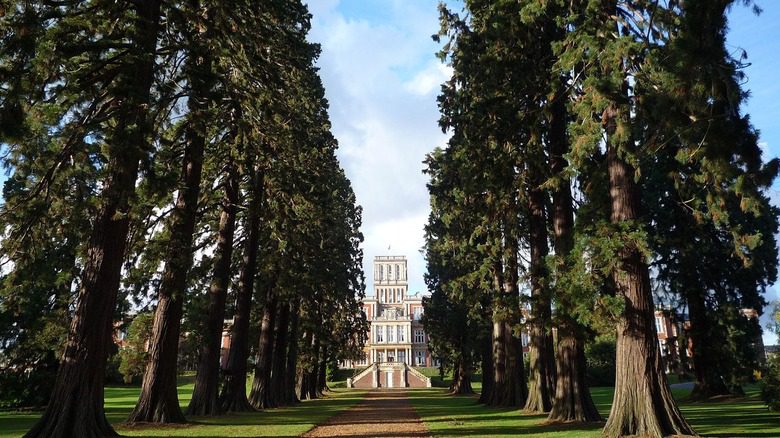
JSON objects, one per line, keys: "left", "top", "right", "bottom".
{"left": 404, "top": 62, "right": 452, "bottom": 96}
{"left": 308, "top": 0, "right": 450, "bottom": 295}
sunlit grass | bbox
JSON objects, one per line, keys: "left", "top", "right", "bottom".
{"left": 408, "top": 384, "right": 780, "bottom": 437}
{"left": 0, "top": 377, "right": 366, "bottom": 438}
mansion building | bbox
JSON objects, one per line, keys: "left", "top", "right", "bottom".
{"left": 342, "top": 255, "right": 435, "bottom": 388}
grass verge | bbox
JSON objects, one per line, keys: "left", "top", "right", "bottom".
{"left": 408, "top": 384, "right": 779, "bottom": 437}
{"left": 0, "top": 378, "right": 366, "bottom": 438}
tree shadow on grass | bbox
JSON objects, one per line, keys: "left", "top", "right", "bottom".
{"left": 411, "top": 387, "right": 780, "bottom": 438}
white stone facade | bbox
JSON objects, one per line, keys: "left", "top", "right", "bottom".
{"left": 341, "top": 255, "right": 436, "bottom": 368}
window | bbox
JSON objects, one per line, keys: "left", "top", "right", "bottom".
{"left": 414, "top": 329, "right": 425, "bottom": 343}
{"left": 379, "top": 265, "right": 383, "bottom": 281}
{"left": 398, "top": 350, "right": 406, "bottom": 364}
{"left": 378, "top": 351, "right": 385, "bottom": 363}
{"left": 376, "top": 326, "right": 384, "bottom": 343}
{"left": 521, "top": 333, "right": 529, "bottom": 347}
{"left": 655, "top": 316, "right": 664, "bottom": 334}
{"left": 387, "top": 325, "right": 395, "bottom": 343}
{"left": 398, "top": 326, "right": 405, "bottom": 342}
{"left": 415, "top": 350, "right": 425, "bottom": 366}
{"left": 395, "top": 264, "right": 400, "bottom": 280}
{"left": 433, "top": 357, "right": 441, "bottom": 367}
{"left": 413, "top": 307, "right": 423, "bottom": 321}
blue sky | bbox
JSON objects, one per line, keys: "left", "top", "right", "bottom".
{"left": 722, "top": 2, "right": 780, "bottom": 344}
{"left": 309, "top": 1, "right": 780, "bottom": 343}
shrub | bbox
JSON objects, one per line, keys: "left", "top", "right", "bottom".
{"left": 586, "top": 336, "right": 616, "bottom": 387}
{"left": 118, "top": 312, "right": 153, "bottom": 384}
{"left": 760, "top": 355, "right": 780, "bottom": 411}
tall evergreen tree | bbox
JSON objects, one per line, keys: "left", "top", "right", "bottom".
{"left": 5, "top": 1, "right": 166, "bottom": 436}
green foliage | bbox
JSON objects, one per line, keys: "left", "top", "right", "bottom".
{"left": 118, "top": 312, "right": 153, "bottom": 385}
{"left": 760, "top": 355, "right": 780, "bottom": 411}
{"left": 585, "top": 337, "right": 616, "bottom": 387}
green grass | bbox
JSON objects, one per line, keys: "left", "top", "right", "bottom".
{"left": 3, "top": 377, "right": 778, "bottom": 437}
{"left": 409, "top": 384, "right": 780, "bottom": 437}
{"left": 413, "top": 368, "right": 483, "bottom": 390}
{"left": 0, "top": 377, "right": 366, "bottom": 438}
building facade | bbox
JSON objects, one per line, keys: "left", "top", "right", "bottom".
{"left": 654, "top": 307, "right": 767, "bottom": 374}
{"left": 341, "top": 256, "right": 435, "bottom": 388}
{"left": 342, "top": 255, "right": 436, "bottom": 369}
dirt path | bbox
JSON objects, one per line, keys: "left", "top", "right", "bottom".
{"left": 302, "top": 390, "right": 430, "bottom": 438}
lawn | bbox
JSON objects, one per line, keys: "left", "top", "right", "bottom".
{"left": 408, "top": 384, "right": 780, "bottom": 437}
{"left": 0, "top": 376, "right": 366, "bottom": 438}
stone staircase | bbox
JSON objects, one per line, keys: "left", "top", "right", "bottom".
{"left": 347, "top": 362, "right": 431, "bottom": 389}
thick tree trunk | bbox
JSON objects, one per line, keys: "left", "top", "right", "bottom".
{"left": 269, "top": 300, "right": 291, "bottom": 406}
{"left": 547, "top": 88, "right": 601, "bottom": 423}
{"left": 602, "top": 103, "right": 695, "bottom": 437}
{"left": 488, "top": 235, "right": 526, "bottom": 407}
{"left": 187, "top": 163, "right": 239, "bottom": 416}
{"left": 24, "top": 3, "right": 161, "bottom": 437}
{"left": 248, "top": 292, "right": 278, "bottom": 409}
{"left": 687, "top": 287, "right": 729, "bottom": 399}
{"left": 317, "top": 346, "right": 329, "bottom": 395}
{"left": 129, "top": 38, "right": 209, "bottom": 424}
{"left": 489, "top": 263, "right": 509, "bottom": 407}
{"left": 548, "top": 318, "right": 601, "bottom": 422}
{"left": 283, "top": 301, "right": 301, "bottom": 405}
{"left": 306, "top": 335, "right": 321, "bottom": 399}
{"left": 524, "top": 174, "right": 555, "bottom": 413}
{"left": 450, "top": 357, "right": 474, "bottom": 395}
{"left": 478, "top": 337, "right": 495, "bottom": 404}
{"left": 219, "top": 168, "right": 264, "bottom": 413}
{"left": 295, "top": 330, "right": 312, "bottom": 401}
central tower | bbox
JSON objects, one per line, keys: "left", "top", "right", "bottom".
{"left": 373, "top": 255, "right": 408, "bottom": 305}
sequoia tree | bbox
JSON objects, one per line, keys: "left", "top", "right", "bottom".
{"left": 128, "top": 1, "right": 213, "bottom": 422}
{"left": 19, "top": 1, "right": 164, "bottom": 436}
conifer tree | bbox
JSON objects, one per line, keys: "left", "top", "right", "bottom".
{"left": 129, "top": 0, "right": 214, "bottom": 422}
{"left": 5, "top": 1, "right": 166, "bottom": 436}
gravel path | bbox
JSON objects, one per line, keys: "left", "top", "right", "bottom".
{"left": 302, "top": 390, "right": 430, "bottom": 438}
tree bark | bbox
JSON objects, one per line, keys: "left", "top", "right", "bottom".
{"left": 548, "top": 317, "right": 601, "bottom": 422}
{"left": 450, "top": 357, "right": 474, "bottom": 395}
{"left": 687, "top": 286, "right": 729, "bottom": 399}
{"left": 524, "top": 170, "right": 555, "bottom": 413}
{"left": 218, "top": 167, "right": 264, "bottom": 412}
{"left": 487, "top": 230, "right": 526, "bottom": 407}
{"left": 24, "top": 3, "right": 161, "bottom": 437}
{"left": 546, "top": 87, "right": 601, "bottom": 423}
{"left": 283, "top": 300, "right": 301, "bottom": 405}
{"left": 306, "top": 335, "right": 321, "bottom": 399}
{"left": 317, "top": 346, "right": 329, "bottom": 396}
{"left": 129, "top": 27, "right": 210, "bottom": 423}
{"left": 248, "top": 292, "right": 278, "bottom": 409}
{"left": 602, "top": 101, "right": 695, "bottom": 437}
{"left": 478, "top": 336, "right": 495, "bottom": 404}
{"left": 269, "top": 299, "right": 291, "bottom": 406}
{"left": 186, "top": 162, "right": 239, "bottom": 416}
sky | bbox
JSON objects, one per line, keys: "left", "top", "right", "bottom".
{"left": 307, "top": 1, "right": 780, "bottom": 343}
